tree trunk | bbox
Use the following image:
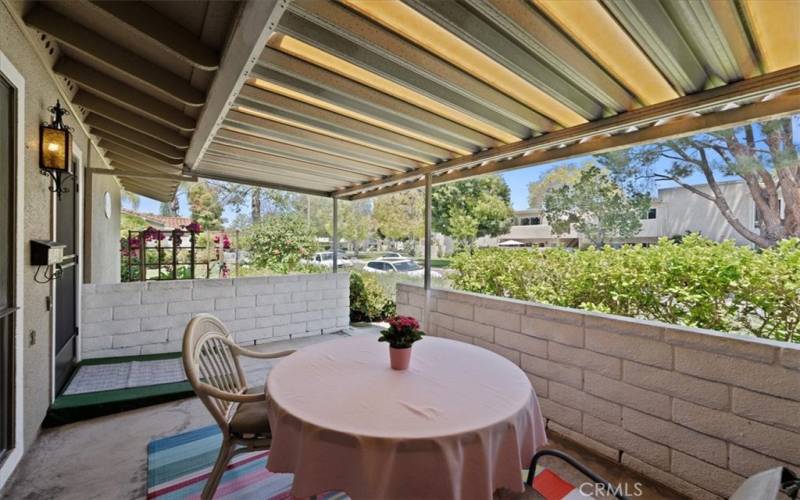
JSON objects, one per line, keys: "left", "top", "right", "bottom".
{"left": 251, "top": 188, "right": 262, "bottom": 223}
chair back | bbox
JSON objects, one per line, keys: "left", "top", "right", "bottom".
{"left": 182, "top": 314, "right": 248, "bottom": 431}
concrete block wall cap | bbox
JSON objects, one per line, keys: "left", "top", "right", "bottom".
{"left": 145, "top": 280, "right": 193, "bottom": 290}
{"left": 780, "top": 348, "right": 800, "bottom": 370}
{"left": 192, "top": 278, "right": 234, "bottom": 287}
{"left": 401, "top": 285, "right": 797, "bottom": 355}
{"left": 92, "top": 282, "right": 146, "bottom": 293}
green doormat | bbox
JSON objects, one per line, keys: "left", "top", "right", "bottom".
{"left": 45, "top": 353, "right": 194, "bottom": 427}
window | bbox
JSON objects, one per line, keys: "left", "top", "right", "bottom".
{"left": 367, "top": 262, "right": 383, "bottom": 270}
{"left": 393, "top": 261, "right": 421, "bottom": 272}
{"left": 531, "top": 217, "right": 542, "bottom": 225}
{"left": 520, "top": 218, "right": 529, "bottom": 226}
{"left": 647, "top": 208, "right": 657, "bottom": 220}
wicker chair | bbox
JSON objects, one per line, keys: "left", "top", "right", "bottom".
{"left": 182, "top": 313, "right": 295, "bottom": 500}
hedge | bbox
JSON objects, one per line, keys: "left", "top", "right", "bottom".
{"left": 451, "top": 234, "right": 800, "bottom": 343}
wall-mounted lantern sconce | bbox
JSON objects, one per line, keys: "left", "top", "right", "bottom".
{"left": 39, "top": 99, "right": 72, "bottom": 199}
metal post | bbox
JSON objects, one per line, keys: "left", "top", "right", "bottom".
{"left": 235, "top": 230, "right": 240, "bottom": 278}
{"left": 424, "top": 174, "right": 432, "bottom": 290}
{"left": 332, "top": 197, "right": 338, "bottom": 273}
{"left": 190, "top": 232, "right": 196, "bottom": 279}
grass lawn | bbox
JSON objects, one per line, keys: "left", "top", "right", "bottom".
{"left": 414, "top": 258, "right": 451, "bottom": 268}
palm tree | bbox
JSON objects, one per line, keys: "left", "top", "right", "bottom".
{"left": 121, "top": 189, "right": 141, "bottom": 211}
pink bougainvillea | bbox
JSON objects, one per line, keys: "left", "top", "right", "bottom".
{"left": 142, "top": 226, "right": 165, "bottom": 242}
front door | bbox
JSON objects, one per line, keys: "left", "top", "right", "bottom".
{"left": 0, "top": 75, "right": 16, "bottom": 459}
{"left": 54, "top": 154, "right": 79, "bottom": 393}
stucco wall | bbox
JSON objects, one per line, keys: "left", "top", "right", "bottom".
{"left": 659, "top": 182, "right": 756, "bottom": 245}
{"left": 0, "top": 5, "right": 109, "bottom": 447}
{"left": 397, "top": 284, "right": 800, "bottom": 500}
{"left": 84, "top": 172, "right": 120, "bottom": 284}
{"left": 81, "top": 274, "right": 350, "bottom": 358}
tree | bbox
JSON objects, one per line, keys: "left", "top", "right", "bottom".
{"left": 432, "top": 176, "right": 514, "bottom": 247}
{"left": 327, "top": 200, "right": 372, "bottom": 255}
{"left": 244, "top": 213, "right": 319, "bottom": 273}
{"left": 372, "top": 190, "right": 424, "bottom": 249}
{"left": 187, "top": 181, "right": 223, "bottom": 230}
{"left": 159, "top": 201, "right": 175, "bottom": 216}
{"left": 528, "top": 165, "right": 582, "bottom": 209}
{"left": 292, "top": 195, "right": 332, "bottom": 237}
{"left": 212, "top": 182, "right": 294, "bottom": 224}
{"left": 601, "top": 116, "right": 799, "bottom": 248}
{"left": 121, "top": 189, "right": 140, "bottom": 210}
{"left": 543, "top": 164, "right": 650, "bottom": 247}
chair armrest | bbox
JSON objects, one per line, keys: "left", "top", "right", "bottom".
{"left": 196, "top": 382, "right": 266, "bottom": 403}
{"left": 229, "top": 342, "right": 296, "bottom": 360}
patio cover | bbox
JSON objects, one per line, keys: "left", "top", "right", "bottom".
{"left": 14, "top": 0, "right": 800, "bottom": 201}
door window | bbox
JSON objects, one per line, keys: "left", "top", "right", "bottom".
{"left": 0, "top": 76, "right": 16, "bottom": 457}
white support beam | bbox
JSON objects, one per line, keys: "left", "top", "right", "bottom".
{"left": 184, "top": 0, "right": 289, "bottom": 170}
{"left": 424, "top": 173, "right": 432, "bottom": 290}
{"left": 87, "top": 168, "right": 195, "bottom": 182}
{"left": 92, "top": 131, "right": 183, "bottom": 165}
{"left": 26, "top": 5, "right": 205, "bottom": 106}
{"left": 194, "top": 170, "right": 332, "bottom": 197}
{"left": 73, "top": 91, "right": 190, "bottom": 148}
{"left": 88, "top": 0, "right": 220, "bottom": 70}
{"left": 98, "top": 140, "right": 182, "bottom": 169}
{"left": 332, "top": 197, "right": 339, "bottom": 273}
{"left": 85, "top": 114, "right": 186, "bottom": 159}
{"left": 55, "top": 58, "right": 196, "bottom": 131}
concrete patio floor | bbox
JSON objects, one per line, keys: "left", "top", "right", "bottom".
{"left": 1, "top": 324, "right": 684, "bottom": 500}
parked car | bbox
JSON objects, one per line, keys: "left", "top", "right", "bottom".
{"left": 307, "top": 251, "right": 352, "bottom": 268}
{"left": 379, "top": 252, "right": 408, "bottom": 260}
{"left": 363, "top": 259, "right": 442, "bottom": 278}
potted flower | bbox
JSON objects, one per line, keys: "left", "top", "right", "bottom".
{"left": 378, "top": 316, "right": 425, "bottom": 370}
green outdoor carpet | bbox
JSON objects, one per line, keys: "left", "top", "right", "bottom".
{"left": 45, "top": 352, "right": 194, "bottom": 427}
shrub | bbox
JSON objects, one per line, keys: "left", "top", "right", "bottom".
{"left": 451, "top": 234, "right": 800, "bottom": 343}
{"left": 242, "top": 214, "right": 318, "bottom": 274}
{"left": 350, "top": 272, "right": 395, "bottom": 322}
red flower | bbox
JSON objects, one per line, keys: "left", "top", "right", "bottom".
{"left": 184, "top": 221, "right": 202, "bottom": 233}
{"left": 387, "top": 315, "right": 420, "bottom": 332}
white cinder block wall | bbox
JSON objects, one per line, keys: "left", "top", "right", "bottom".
{"left": 81, "top": 274, "right": 350, "bottom": 359}
{"left": 396, "top": 284, "right": 800, "bottom": 500}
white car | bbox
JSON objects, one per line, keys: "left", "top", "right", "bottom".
{"left": 363, "top": 259, "right": 442, "bottom": 278}
{"left": 379, "top": 252, "right": 408, "bottom": 260}
{"left": 308, "top": 252, "right": 352, "bottom": 268}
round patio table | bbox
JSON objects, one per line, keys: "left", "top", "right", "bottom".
{"left": 264, "top": 335, "right": 547, "bottom": 500}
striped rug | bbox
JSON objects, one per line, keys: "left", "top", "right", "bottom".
{"left": 148, "top": 425, "right": 587, "bottom": 500}
{"left": 147, "top": 425, "right": 347, "bottom": 499}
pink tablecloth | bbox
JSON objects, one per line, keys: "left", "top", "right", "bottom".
{"left": 264, "top": 335, "right": 547, "bottom": 500}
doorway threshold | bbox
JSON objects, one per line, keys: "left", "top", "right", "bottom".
{"left": 44, "top": 352, "right": 193, "bottom": 426}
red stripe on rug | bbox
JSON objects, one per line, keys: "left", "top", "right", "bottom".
{"left": 147, "top": 452, "right": 269, "bottom": 498}
{"left": 533, "top": 468, "right": 576, "bottom": 500}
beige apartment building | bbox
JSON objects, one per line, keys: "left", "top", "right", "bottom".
{"left": 495, "top": 180, "right": 776, "bottom": 248}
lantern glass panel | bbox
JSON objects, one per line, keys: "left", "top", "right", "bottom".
{"left": 41, "top": 126, "right": 70, "bottom": 172}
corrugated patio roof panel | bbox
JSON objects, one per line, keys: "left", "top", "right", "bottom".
{"left": 15, "top": 0, "right": 800, "bottom": 201}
